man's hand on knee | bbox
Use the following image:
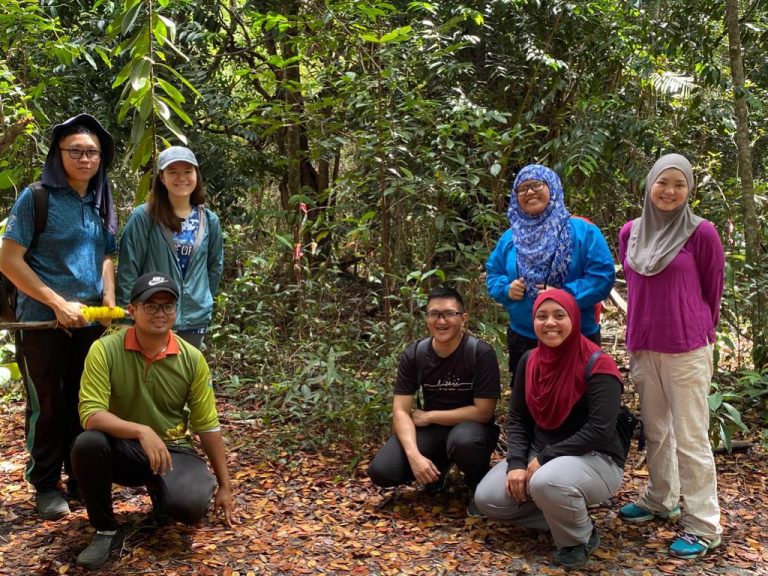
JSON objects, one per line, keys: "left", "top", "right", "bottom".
{"left": 407, "top": 452, "right": 440, "bottom": 485}
{"left": 137, "top": 426, "right": 173, "bottom": 475}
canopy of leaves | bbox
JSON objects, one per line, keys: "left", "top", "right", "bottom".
{"left": 1, "top": 0, "right": 767, "bottom": 447}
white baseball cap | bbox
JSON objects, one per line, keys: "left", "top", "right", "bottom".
{"left": 157, "top": 146, "right": 198, "bottom": 170}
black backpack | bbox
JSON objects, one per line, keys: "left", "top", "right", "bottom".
{"left": 413, "top": 334, "right": 479, "bottom": 409}
{"left": 0, "top": 182, "right": 48, "bottom": 323}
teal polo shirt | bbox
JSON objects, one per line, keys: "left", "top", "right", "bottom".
{"left": 2, "top": 184, "right": 116, "bottom": 321}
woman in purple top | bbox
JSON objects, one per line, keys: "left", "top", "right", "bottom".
{"left": 617, "top": 153, "right": 724, "bottom": 559}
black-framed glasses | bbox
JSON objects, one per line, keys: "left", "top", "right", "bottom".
{"left": 426, "top": 310, "right": 464, "bottom": 321}
{"left": 516, "top": 180, "right": 546, "bottom": 196}
{"left": 141, "top": 302, "right": 177, "bottom": 315}
{"left": 60, "top": 148, "right": 101, "bottom": 160}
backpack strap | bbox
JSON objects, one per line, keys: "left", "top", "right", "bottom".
{"left": 585, "top": 350, "right": 626, "bottom": 394}
{"left": 414, "top": 337, "right": 431, "bottom": 410}
{"left": 464, "top": 334, "right": 478, "bottom": 372}
{"left": 140, "top": 206, "right": 154, "bottom": 274}
{"left": 585, "top": 350, "right": 603, "bottom": 380}
{"left": 28, "top": 182, "right": 48, "bottom": 250}
{"left": 414, "top": 336, "right": 431, "bottom": 389}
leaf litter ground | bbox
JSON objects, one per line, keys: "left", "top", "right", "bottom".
{"left": 1, "top": 399, "right": 766, "bottom": 576}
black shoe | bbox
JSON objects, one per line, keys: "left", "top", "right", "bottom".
{"left": 139, "top": 511, "right": 174, "bottom": 531}
{"left": 66, "top": 481, "right": 82, "bottom": 503}
{"left": 422, "top": 477, "right": 445, "bottom": 493}
{"left": 146, "top": 486, "right": 174, "bottom": 527}
{"left": 139, "top": 507, "right": 174, "bottom": 529}
{"left": 76, "top": 529, "right": 124, "bottom": 569}
{"left": 466, "top": 494, "right": 483, "bottom": 518}
{"left": 553, "top": 526, "right": 600, "bottom": 569}
{"left": 36, "top": 490, "right": 70, "bottom": 520}
{"left": 421, "top": 465, "right": 452, "bottom": 493}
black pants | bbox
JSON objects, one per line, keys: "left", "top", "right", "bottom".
{"left": 175, "top": 329, "right": 205, "bottom": 349}
{"left": 16, "top": 325, "right": 105, "bottom": 491}
{"left": 71, "top": 431, "right": 216, "bottom": 531}
{"left": 367, "top": 421, "right": 499, "bottom": 491}
{"left": 507, "top": 326, "right": 602, "bottom": 380}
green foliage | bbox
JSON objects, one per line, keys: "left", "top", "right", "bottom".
{"left": 209, "top": 258, "right": 405, "bottom": 451}
{"left": 709, "top": 380, "right": 749, "bottom": 452}
{"left": 735, "top": 370, "right": 768, "bottom": 430}
{"left": 2, "top": 0, "right": 768, "bottom": 446}
{"left": 709, "top": 366, "right": 768, "bottom": 451}
{"left": 207, "top": 219, "right": 508, "bottom": 451}
{"left": 103, "top": 0, "right": 200, "bottom": 201}
{"left": 0, "top": 1, "right": 70, "bottom": 191}
{"left": 0, "top": 335, "right": 22, "bottom": 405}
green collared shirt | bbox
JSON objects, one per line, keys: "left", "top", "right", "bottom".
{"left": 79, "top": 328, "right": 219, "bottom": 447}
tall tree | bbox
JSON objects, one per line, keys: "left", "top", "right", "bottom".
{"left": 725, "top": 0, "right": 766, "bottom": 368}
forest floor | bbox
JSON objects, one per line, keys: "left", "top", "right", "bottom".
{"left": 1, "top": 395, "right": 766, "bottom": 576}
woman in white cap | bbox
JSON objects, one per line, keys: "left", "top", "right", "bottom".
{"left": 617, "top": 153, "right": 724, "bottom": 559}
{"left": 116, "top": 146, "right": 223, "bottom": 348}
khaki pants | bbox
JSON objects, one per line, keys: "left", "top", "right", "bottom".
{"left": 631, "top": 344, "right": 722, "bottom": 539}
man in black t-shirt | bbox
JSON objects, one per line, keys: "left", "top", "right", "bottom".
{"left": 367, "top": 287, "right": 501, "bottom": 515}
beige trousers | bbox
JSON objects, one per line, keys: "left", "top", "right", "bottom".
{"left": 630, "top": 344, "right": 722, "bottom": 538}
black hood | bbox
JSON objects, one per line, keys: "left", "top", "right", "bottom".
{"left": 40, "top": 113, "right": 117, "bottom": 234}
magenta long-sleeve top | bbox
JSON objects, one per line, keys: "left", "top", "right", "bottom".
{"left": 618, "top": 220, "right": 725, "bottom": 354}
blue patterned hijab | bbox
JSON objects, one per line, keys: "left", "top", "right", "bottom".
{"left": 507, "top": 164, "right": 573, "bottom": 301}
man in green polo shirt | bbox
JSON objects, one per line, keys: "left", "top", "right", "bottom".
{"left": 71, "top": 272, "right": 235, "bottom": 569}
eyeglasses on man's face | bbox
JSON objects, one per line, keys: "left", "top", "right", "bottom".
{"left": 60, "top": 148, "right": 102, "bottom": 160}
{"left": 141, "top": 302, "right": 177, "bottom": 315}
{"left": 516, "top": 180, "right": 546, "bottom": 196}
{"left": 425, "top": 310, "right": 464, "bottom": 321}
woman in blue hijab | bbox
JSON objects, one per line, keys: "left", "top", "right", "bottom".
{"left": 486, "top": 164, "right": 615, "bottom": 381}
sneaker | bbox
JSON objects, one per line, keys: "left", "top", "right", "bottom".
{"left": 669, "top": 533, "right": 721, "bottom": 559}
{"left": 36, "top": 490, "right": 70, "bottom": 520}
{"left": 553, "top": 527, "right": 600, "bottom": 569}
{"left": 76, "top": 529, "right": 125, "bottom": 569}
{"left": 618, "top": 502, "right": 681, "bottom": 524}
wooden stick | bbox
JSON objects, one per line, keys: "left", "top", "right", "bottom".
{"left": 0, "top": 320, "right": 59, "bottom": 330}
{"left": 609, "top": 288, "right": 627, "bottom": 317}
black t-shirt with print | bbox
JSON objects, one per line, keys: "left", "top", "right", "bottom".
{"left": 394, "top": 334, "right": 501, "bottom": 411}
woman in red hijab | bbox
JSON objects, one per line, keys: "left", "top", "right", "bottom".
{"left": 473, "top": 289, "right": 625, "bottom": 569}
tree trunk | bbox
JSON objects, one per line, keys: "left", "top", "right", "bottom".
{"left": 373, "top": 29, "right": 392, "bottom": 328}
{"left": 0, "top": 117, "right": 32, "bottom": 158}
{"left": 725, "top": 0, "right": 767, "bottom": 368}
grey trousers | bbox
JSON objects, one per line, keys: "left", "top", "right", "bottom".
{"left": 474, "top": 452, "right": 622, "bottom": 549}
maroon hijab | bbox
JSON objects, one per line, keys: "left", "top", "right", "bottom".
{"left": 525, "top": 289, "right": 622, "bottom": 429}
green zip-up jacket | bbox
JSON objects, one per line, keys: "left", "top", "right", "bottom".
{"left": 116, "top": 203, "right": 224, "bottom": 331}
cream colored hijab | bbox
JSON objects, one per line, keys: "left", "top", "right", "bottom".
{"left": 626, "top": 154, "right": 703, "bottom": 276}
